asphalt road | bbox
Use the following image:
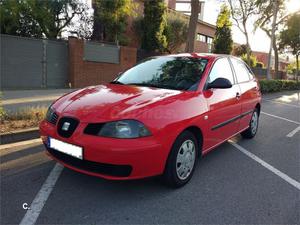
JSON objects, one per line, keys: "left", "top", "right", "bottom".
{"left": 1, "top": 91, "right": 299, "bottom": 225}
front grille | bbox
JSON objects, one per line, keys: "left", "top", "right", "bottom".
{"left": 57, "top": 117, "right": 79, "bottom": 138}
{"left": 46, "top": 146, "right": 132, "bottom": 177}
{"left": 48, "top": 112, "right": 58, "bottom": 125}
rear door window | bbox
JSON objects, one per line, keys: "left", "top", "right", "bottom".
{"left": 231, "top": 58, "right": 251, "bottom": 83}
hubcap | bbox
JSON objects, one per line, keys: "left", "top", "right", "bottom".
{"left": 176, "top": 140, "right": 196, "bottom": 180}
{"left": 251, "top": 111, "right": 258, "bottom": 135}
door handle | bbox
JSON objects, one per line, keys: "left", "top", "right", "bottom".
{"left": 236, "top": 92, "right": 241, "bottom": 99}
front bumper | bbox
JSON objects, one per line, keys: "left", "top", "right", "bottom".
{"left": 40, "top": 120, "right": 166, "bottom": 180}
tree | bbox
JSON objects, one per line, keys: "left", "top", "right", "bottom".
{"left": 232, "top": 44, "right": 248, "bottom": 56}
{"left": 141, "top": 0, "right": 167, "bottom": 52}
{"left": 164, "top": 14, "right": 188, "bottom": 53}
{"left": 279, "top": 13, "right": 300, "bottom": 77}
{"left": 91, "top": 0, "right": 135, "bottom": 45}
{"left": 0, "top": 0, "right": 90, "bottom": 39}
{"left": 241, "top": 54, "right": 257, "bottom": 67}
{"left": 213, "top": 5, "right": 233, "bottom": 54}
{"left": 256, "top": 0, "right": 287, "bottom": 79}
{"left": 0, "top": 0, "right": 43, "bottom": 38}
{"left": 227, "top": 0, "right": 257, "bottom": 65}
{"left": 185, "top": 0, "right": 201, "bottom": 52}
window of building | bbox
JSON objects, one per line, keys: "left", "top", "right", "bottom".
{"left": 197, "top": 34, "right": 206, "bottom": 42}
{"left": 207, "top": 36, "right": 213, "bottom": 44}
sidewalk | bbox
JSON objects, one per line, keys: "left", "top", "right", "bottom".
{"left": 2, "top": 89, "right": 76, "bottom": 112}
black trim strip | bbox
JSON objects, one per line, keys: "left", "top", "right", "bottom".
{"left": 211, "top": 110, "right": 253, "bottom": 131}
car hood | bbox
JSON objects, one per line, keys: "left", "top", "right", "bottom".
{"left": 54, "top": 84, "right": 186, "bottom": 122}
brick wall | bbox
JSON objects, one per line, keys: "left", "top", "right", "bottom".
{"left": 68, "top": 37, "right": 137, "bottom": 88}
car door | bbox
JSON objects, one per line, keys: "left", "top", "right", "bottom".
{"left": 230, "top": 57, "right": 259, "bottom": 132}
{"left": 203, "top": 57, "right": 242, "bottom": 150}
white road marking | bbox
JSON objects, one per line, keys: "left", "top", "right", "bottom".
{"left": 261, "top": 111, "right": 300, "bottom": 125}
{"left": 286, "top": 126, "right": 300, "bottom": 138}
{"left": 229, "top": 141, "right": 300, "bottom": 191}
{"left": 264, "top": 99, "right": 300, "bottom": 108}
{"left": 19, "top": 163, "right": 63, "bottom": 225}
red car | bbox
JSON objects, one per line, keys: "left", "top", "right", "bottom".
{"left": 40, "top": 54, "right": 261, "bottom": 187}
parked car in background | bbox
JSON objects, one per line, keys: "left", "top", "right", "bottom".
{"left": 40, "top": 53, "right": 261, "bottom": 187}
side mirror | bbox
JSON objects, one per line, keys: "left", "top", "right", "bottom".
{"left": 207, "top": 78, "right": 232, "bottom": 89}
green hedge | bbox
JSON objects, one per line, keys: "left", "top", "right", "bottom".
{"left": 259, "top": 79, "right": 300, "bottom": 93}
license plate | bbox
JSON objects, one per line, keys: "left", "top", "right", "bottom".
{"left": 48, "top": 137, "right": 83, "bottom": 160}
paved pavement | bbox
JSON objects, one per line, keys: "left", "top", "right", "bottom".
{"left": 2, "top": 89, "right": 76, "bottom": 112}
{"left": 1, "top": 91, "right": 300, "bottom": 225}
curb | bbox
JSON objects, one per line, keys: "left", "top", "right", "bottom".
{"left": 0, "top": 127, "right": 40, "bottom": 145}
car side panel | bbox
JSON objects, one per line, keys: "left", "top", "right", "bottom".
{"left": 238, "top": 78, "right": 261, "bottom": 131}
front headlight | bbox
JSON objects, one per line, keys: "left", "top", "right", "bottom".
{"left": 98, "top": 120, "right": 151, "bottom": 138}
{"left": 45, "top": 106, "right": 54, "bottom": 121}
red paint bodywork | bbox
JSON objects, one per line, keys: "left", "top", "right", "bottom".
{"left": 40, "top": 54, "right": 262, "bottom": 180}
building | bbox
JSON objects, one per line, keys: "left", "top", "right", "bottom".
{"left": 124, "top": 0, "right": 216, "bottom": 53}
{"left": 252, "top": 51, "right": 289, "bottom": 71}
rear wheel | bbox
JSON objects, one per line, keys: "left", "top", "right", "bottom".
{"left": 162, "top": 131, "right": 199, "bottom": 188}
{"left": 241, "top": 109, "right": 259, "bottom": 139}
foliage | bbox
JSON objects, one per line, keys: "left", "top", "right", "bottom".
{"left": 213, "top": 4, "right": 233, "bottom": 54}
{"left": 279, "top": 13, "right": 300, "bottom": 57}
{"left": 232, "top": 44, "right": 248, "bottom": 56}
{"left": 0, "top": 0, "right": 91, "bottom": 39}
{"left": 256, "top": 62, "right": 264, "bottom": 68}
{"left": 0, "top": 93, "right": 6, "bottom": 123}
{"left": 91, "top": 0, "right": 135, "bottom": 45}
{"left": 241, "top": 54, "right": 257, "bottom": 67}
{"left": 286, "top": 62, "right": 297, "bottom": 74}
{"left": 164, "top": 14, "right": 188, "bottom": 53}
{"left": 279, "top": 13, "right": 300, "bottom": 76}
{"left": 141, "top": 0, "right": 167, "bottom": 52}
{"left": 259, "top": 79, "right": 300, "bottom": 93}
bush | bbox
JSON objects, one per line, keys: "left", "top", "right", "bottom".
{"left": 164, "top": 14, "right": 188, "bottom": 53}
{"left": 259, "top": 79, "right": 300, "bottom": 93}
{"left": 241, "top": 54, "right": 257, "bottom": 67}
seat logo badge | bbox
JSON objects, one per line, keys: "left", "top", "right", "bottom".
{"left": 62, "top": 122, "right": 71, "bottom": 131}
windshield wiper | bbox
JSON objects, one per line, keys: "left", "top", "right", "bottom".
{"left": 110, "top": 80, "right": 124, "bottom": 85}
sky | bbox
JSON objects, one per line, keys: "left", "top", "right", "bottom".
{"left": 203, "top": 0, "right": 300, "bottom": 53}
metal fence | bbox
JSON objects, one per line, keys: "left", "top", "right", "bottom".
{"left": 1, "top": 34, "right": 68, "bottom": 89}
{"left": 84, "top": 41, "right": 120, "bottom": 64}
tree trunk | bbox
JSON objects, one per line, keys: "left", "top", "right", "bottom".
{"left": 273, "top": 41, "right": 279, "bottom": 79}
{"left": 245, "top": 33, "right": 251, "bottom": 66}
{"left": 185, "top": 0, "right": 200, "bottom": 53}
{"left": 266, "top": 0, "right": 278, "bottom": 80}
{"left": 296, "top": 54, "right": 299, "bottom": 80}
{"left": 91, "top": 2, "right": 104, "bottom": 41}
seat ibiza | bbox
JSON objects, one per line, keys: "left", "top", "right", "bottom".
{"left": 40, "top": 54, "right": 261, "bottom": 187}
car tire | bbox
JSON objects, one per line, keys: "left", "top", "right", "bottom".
{"left": 241, "top": 108, "right": 259, "bottom": 139}
{"left": 162, "top": 130, "right": 199, "bottom": 188}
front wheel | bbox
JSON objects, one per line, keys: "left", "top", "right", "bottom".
{"left": 162, "top": 131, "right": 199, "bottom": 188}
{"left": 241, "top": 109, "right": 259, "bottom": 139}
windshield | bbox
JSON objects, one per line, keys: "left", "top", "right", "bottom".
{"left": 114, "top": 57, "right": 208, "bottom": 91}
